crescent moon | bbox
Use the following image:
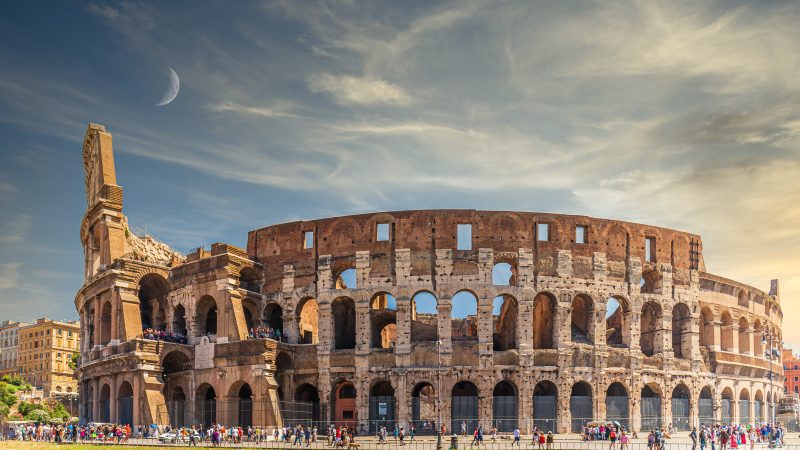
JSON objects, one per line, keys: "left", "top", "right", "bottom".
{"left": 156, "top": 67, "right": 180, "bottom": 106}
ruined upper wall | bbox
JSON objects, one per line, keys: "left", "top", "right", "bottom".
{"left": 247, "top": 210, "right": 705, "bottom": 292}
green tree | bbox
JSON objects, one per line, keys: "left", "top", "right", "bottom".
{"left": 68, "top": 352, "right": 80, "bottom": 371}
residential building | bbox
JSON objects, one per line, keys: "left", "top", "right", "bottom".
{"left": 18, "top": 318, "right": 80, "bottom": 395}
{"left": 0, "top": 320, "right": 28, "bottom": 377}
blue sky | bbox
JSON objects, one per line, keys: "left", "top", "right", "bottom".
{"left": 0, "top": 1, "right": 799, "bottom": 348}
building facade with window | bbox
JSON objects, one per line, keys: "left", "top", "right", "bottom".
{"left": 0, "top": 320, "right": 28, "bottom": 377}
{"left": 76, "top": 123, "right": 784, "bottom": 432}
{"left": 17, "top": 318, "right": 80, "bottom": 395}
{"left": 783, "top": 349, "right": 800, "bottom": 396}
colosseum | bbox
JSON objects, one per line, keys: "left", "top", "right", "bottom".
{"left": 76, "top": 123, "right": 784, "bottom": 434}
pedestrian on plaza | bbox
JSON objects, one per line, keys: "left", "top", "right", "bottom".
{"left": 512, "top": 426, "right": 520, "bottom": 446}
{"left": 691, "top": 427, "right": 698, "bottom": 450}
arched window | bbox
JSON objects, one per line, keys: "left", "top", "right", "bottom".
{"left": 369, "top": 381, "right": 396, "bottom": 433}
{"left": 570, "top": 295, "right": 593, "bottom": 343}
{"left": 196, "top": 296, "right": 218, "bottom": 336}
{"left": 294, "top": 384, "right": 320, "bottom": 424}
{"left": 671, "top": 384, "right": 691, "bottom": 431}
{"left": 332, "top": 297, "right": 356, "bottom": 350}
{"left": 533, "top": 381, "right": 557, "bottom": 431}
{"left": 720, "top": 312, "right": 734, "bottom": 352}
{"left": 172, "top": 305, "right": 187, "bottom": 335}
{"left": 411, "top": 291, "right": 438, "bottom": 342}
{"left": 533, "top": 293, "right": 556, "bottom": 349}
{"left": 411, "top": 383, "right": 436, "bottom": 434}
{"left": 700, "top": 308, "right": 715, "bottom": 349}
{"left": 699, "top": 386, "right": 714, "bottom": 426}
{"left": 492, "top": 262, "right": 514, "bottom": 286}
{"left": 100, "top": 301, "right": 112, "bottom": 345}
{"left": 196, "top": 384, "right": 216, "bottom": 426}
{"left": 263, "top": 303, "right": 283, "bottom": 338}
{"left": 605, "top": 383, "right": 629, "bottom": 430}
{"left": 493, "top": 294, "right": 518, "bottom": 351}
{"left": 720, "top": 387, "right": 733, "bottom": 424}
{"left": 296, "top": 297, "right": 319, "bottom": 344}
{"left": 672, "top": 303, "right": 692, "bottom": 359}
{"left": 336, "top": 268, "right": 357, "bottom": 289}
{"left": 333, "top": 382, "right": 357, "bottom": 427}
{"left": 739, "top": 317, "right": 751, "bottom": 355}
{"left": 641, "top": 384, "right": 662, "bottom": 431}
{"left": 118, "top": 381, "right": 133, "bottom": 426}
{"left": 239, "top": 267, "right": 261, "bottom": 293}
{"left": 370, "top": 292, "right": 397, "bottom": 349}
{"left": 451, "top": 381, "right": 479, "bottom": 434}
{"left": 138, "top": 273, "right": 169, "bottom": 331}
{"left": 606, "top": 297, "right": 631, "bottom": 347}
{"left": 570, "top": 382, "right": 593, "bottom": 432}
{"left": 451, "top": 291, "right": 478, "bottom": 341}
{"left": 640, "top": 301, "right": 663, "bottom": 357}
{"left": 492, "top": 381, "right": 518, "bottom": 432}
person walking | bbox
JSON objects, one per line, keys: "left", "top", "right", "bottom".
{"left": 691, "top": 427, "right": 698, "bottom": 450}
{"left": 512, "top": 427, "right": 520, "bottom": 446}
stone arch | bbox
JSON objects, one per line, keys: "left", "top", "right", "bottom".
{"left": 262, "top": 302, "right": 283, "bottom": 337}
{"left": 533, "top": 292, "right": 556, "bottom": 349}
{"left": 294, "top": 383, "right": 321, "bottom": 424}
{"left": 411, "top": 382, "right": 436, "bottom": 433}
{"left": 370, "top": 292, "right": 398, "bottom": 349}
{"left": 411, "top": 291, "right": 438, "bottom": 342}
{"left": 99, "top": 383, "right": 111, "bottom": 422}
{"left": 754, "top": 389, "right": 765, "bottom": 423}
{"left": 671, "top": 302, "right": 692, "bottom": 359}
{"left": 533, "top": 380, "right": 558, "bottom": 432}
{"left": 335, "top": 268, "right": 357, "bottom": 289}
{"left": 720, "top": 311, "right": 734, "bottom": 351}
{"left": 641, "top": 383, "right": 662, "bottom": 431}
{"left": 570, "top": 294, "right": 594, "bottom": 343}
{"left": 640, "top": 301, "right": 663, "bottom": 357}
{"left": 720, "top": 387, "right": 734, "bottom": 424}
{"left": 739, "top": 388, "right": 751, "bottom": 424}
{"left": 100, "top": 301, "right": 112, "bottom": 345}
{"left": 196, "top": 383, "right": 217, "bottom": 426}
{"left": 493, "top": 293, "right": 518, "bottom": 351}
{"left": 172, "top": 304, "right": 187, "bottom": 335}
{"left": 228, "top": 382, "right": 253, "bottom": 428}
{"left": 332, "top": 381, "right": 357, "bottom": 426}
{"left": 138, "top": 273, "right": 170, "bottom": 331}
{"left": 738, "top": 289, "right": 749, "bottom": 308}
{"left": 117, "top": 380, "right": 134, "bottom": 426}
{"left": 451, "top": 380, "right": 479, "bottom": 434}
{"left": 606, "top": 296, "right": 631, "bottom": 347}
{"left": 671, "top": 383, "right": 691, "bottom": 431}
{"left": 196, "top": 295, "right": 218, "bottom": 336}
{"left": 451, "top": 290, "right": 478, "bottom": 341}
{"left": 738, "top": 316, "right": 751, "bottom": 354}
{"left": 493, "top": 380, "right": 518, "bottom": 432}
{"left": 167, "top": 385, "right": 187, "bottom": 427}
{"left": 492, "top": 262, "right": 515, "bottom": 286}
{"left": 296, "top": 297, "right": 319, "bottom": 344}
{"left": 332, "top": 297, "right": 356, "bottom": 350}
{"left": 369, "top": 380, "right": 396, "bottom": 433}
{"left": 570, "top": 381, "right": 593, "bottom": 432}
{"left": 162, "top": 349, "right": 192, "bottom": 375}
{"left": 698, "top": 386, "right": 714, "bottom": 426}
{"left": 605, "top": 382, "right": 630, "bottom": 430}
{"left": 239, "top": 266, "right": 261, "bottom": 293}
{"left": 700, "top": 307, "right": 715, "bottom": 349}
{"left": 241, "top": 297, "right": 260, "bottom": 331}
{"left": 640, "top": 268, "right": 662, "bottom": 294}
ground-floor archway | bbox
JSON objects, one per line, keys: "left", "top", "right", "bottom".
{"left": 671, "top": 384, "right": 690, "bottom": 431}
{"left": 492, "top": 380, "right": 518, "bottom": 432}
{"left": 333, "top": 382, "right": 357, "bottom": 428}
{"left": 411, "top": 383, "right": 436, "bottom": 435}
{"left": 533, "top": 381, "right": 557, "bottom": 432}
{"left": 451, "top": 381, "right": 479, "bottom": 435}
{"left": 570, "top": 382, "right": 593, "bottom": 432}
{"left": 118, "top": 381, "right": 134, "bottom": 427}
{"left": 699, "top": 386, "right": 714, "bottom": 426}
{"left": 369, "top": 381, "right": 396, "bottom": 433}
{"left": 641, "top": 385, "right": 662, "bottom": 431}
{"left": 196, "top": 384, "right": 217, "bottom": 427}
{"left": 605, "top": 383, "right": 629, "bottom": 431}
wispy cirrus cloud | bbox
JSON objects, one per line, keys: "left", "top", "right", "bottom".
{"left": 308, "top": 73, "right": 411, "bottom": 105}
{"left": 0, "top": 263, "right": 21, "bottom": 290}
{"left": 206, "top": 101, "right": 302, "bottom": 119}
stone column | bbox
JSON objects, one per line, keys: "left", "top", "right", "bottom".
{"left": 396, "top": 373, "right": 408, "bottom": 427}
{"left": 94, "top": 297, "right": 102, "bottom": 347}
{"left": 660, "top": 311, "right": 672, "bottom": 356}
{"left": 438, "top": 296, "right": 453, "bottom": 355}
{"left": 478, "top": 294, "right": 493, "bottom": 367}
{"left": 355, "top": 300, "right": 370, "bottom": 355}
{"left": 712, "top": 321, "right": 722, "bottom": 352}
{"left": 730, "top": 324, "right": 740, "bottom": 354}
{"left": 92, "top": 378, "right": 100, "bottom": 421}
{"left": 689, "top": 396, "right": 698, "bottom": 429}
{"left": 593, "top": 299, "right": 607, "bottom": 348}
{"left": 283, "top": 314, "right": 300, "bottom": 345}
{"left": 133, "top": 372, "right": 141, "bottom": 428}
{"left": 109, "top": 375, "right": 118, "bottom": 423}
{"left": 743, "top": 329, "right": 754, "bottom": 356}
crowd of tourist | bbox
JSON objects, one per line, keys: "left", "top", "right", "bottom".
{"left": 142, "top": 327, "right": 189, "bottom": 344}
{"left": 248, "top": 326, "right": 283, "bottom": 341}
{"left": 7, "top": 422, "right": 133, "bottom": 443}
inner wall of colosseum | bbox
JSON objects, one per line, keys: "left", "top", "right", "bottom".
{"left": 77, "top": 208, "right": 783, "bottom": 433}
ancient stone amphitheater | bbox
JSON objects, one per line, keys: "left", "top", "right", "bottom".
{"left": 76, "top": 124, "right": 784, "bottom": 434}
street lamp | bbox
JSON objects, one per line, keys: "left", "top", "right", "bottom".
{"left": 762, "top": 330, "right": 781, "bottom": 426}
{"left": 437, "top": 339, "right": 442, "bottom": 450}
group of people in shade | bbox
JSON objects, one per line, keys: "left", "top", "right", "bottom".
{"left": 141, "top": 327, "right": 189, "bottom": 344}
{"left": 7, "top": 423, "right": 133, "bottom": 443}
{"left": 578, "top": 422, "right": 787, "bottom": 450}
{"left": 248, "top": 326, "right": 283, "bottom": 341}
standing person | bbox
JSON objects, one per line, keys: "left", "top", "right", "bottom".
{"left": 491, "top": 426, "right": 497, "bottom": 443}
{"left": 462, "top": 421, "right": 467, "bottom": 438}
{"left": 648, "top": 431, "right": 656, "bottom": 450}
{"left": 609, "top": 427, "right": 618, "bottom": 450}
{"left": 394, "top": 424, "right": 399, "bottom": 443}
{"left": 409, "top": 425, "right": 416, "bottom": 443}
{"left": 399, "top": 426, "right": 405, "bottom": 446}
{"left": 691, "top": 427, "right": 698, "bottom": 450}
{"left": 748, "top": 428, "right": 756, "bottom": 450}
{"left": 512, "top": 426, "right": 520, "bottom": 446}
{"left": 471, "top": 427, "right": 479, "bottom": 446}
{"left": 546, "top": 431, "right": 554, "bottom": 450}
{"left": 620, "top": 431, "right": 630, "bottom": 450}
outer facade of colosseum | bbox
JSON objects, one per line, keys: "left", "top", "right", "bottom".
{"left": 76, "top": 123, "right": 784, "bottom": 434}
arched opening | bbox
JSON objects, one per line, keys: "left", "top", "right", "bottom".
{"left": 333, "top": 382, "right": 356, "bottom": 427}
{"left": 335, "top": 268, "right": 357, "bottom": 289}
{"left": 411, "top": 291, "right": 438, "bottom": 342}
{"left": 370, "top": 292, "right": 398, "bottom": 349}
{"left": 720, "top": 312, "right": 734, "bottom": 351}
{"left": 237, "top": 383, "right": 253, "bottom": 428}
{"left": 754, "top": 390, "right": 764, "bottom": 423}
{"left": 294, "top": 384, "right": 321, "bottom": 425}
{"left": 85, "top": 306, "right": 95, "bottom": 348}
{"left": 753, "top": 320, "right": 763, "bottom": 356}
{"left": 239, "top": 267, "right": 261, "bottom": 293}
{"left": 533, "top": 292, "right": 556, "bottom": 349}
{"left": 332, "top": 297, "right": 356, "bottom": 350}
{"left": 533, "top": 381, "right": 558, "bottom": 432}
{"left": 640, "top": 301, "right": 663, "bottom": 357}
{"left": 700, "top": 307, "right": 715, "bottom": 349}
{"left": 99, "top": 384, "right": 111, "bottom": 423}
{"left": 196, "top": 295, "right": 218, "bottom": 336}
{"left": 640, "top": 269, "right": 662, "bottom": 294}
{"left": 720, "top": 387, "right": 733, "bottom": 424}
{"left": 242, "top": 299, "right": 260, "bottom": 332}
{"left": 138, "top": 273, "right": 170, "bottom": 331}
{"left": 641, "top": 384, "right": 662, "bottom": 431}
{"left": 167, "top": 386, "right": 187, "bottom": 427}
{"left": 493, "top": 380, "right": 518, "bottom": 432}
{"left": 296, "top": 297, "right": 319, "bottom": 344}
{"left": 492, "top": 262, "right": 515, "bottom": 286}
{"left": 738, "top": 290, "right": 749, "bottom": 308}
{"left": 196, "top": 384, "right": 217, "bottom": 426}
{"left": 672, "top": 303, "right": 692, "bottom": 359}
{"left": 739, "top": 389, "right": 751, "bottom": 425}
{"left": 570, "top": 382, "right": 593, "bottom": 432}
{"left": 671, "top": 384, "right": 691, "bottom": 431}
{"left": 172, "top": 305, "right": 187, "bottom": 335}
{"left": 606, "top": 297, "right": 631, "bottom": 347}
{"left": 118, "top": 381, "right": 133, "bottom": 426}
{"left": 411, "top": 383, "right": 436, "bottom": 435}
{"left": 492, "top": 294, "right": 518, "bottom": 351}
{"left": 261, "top": 303, "right": 283, "bottom": 339}
{"left": 698, "top": 386, "right": 714, "bottom": 426}
{"left": 369, "top": 381, "right": 396, "bottom": 433}
{"left": 162, "top": 350, "right": 191, "bottom": 376}
{"left": 100, "top": 301, "right": 112, "bottom": 345}
{"left": 570, "top": 295, "right": 594, "bottom": 343}
{"left": 738, "top": 317, "right": 751, "bottom": 354}
{"left": 451, "top": 381, "right": 479, "bottom": 435}
{"left": 451, "top": 291, "right": 478, "bottom": 341}
{"left": 605, "top": 382, "right": 629, "bottom": 431}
